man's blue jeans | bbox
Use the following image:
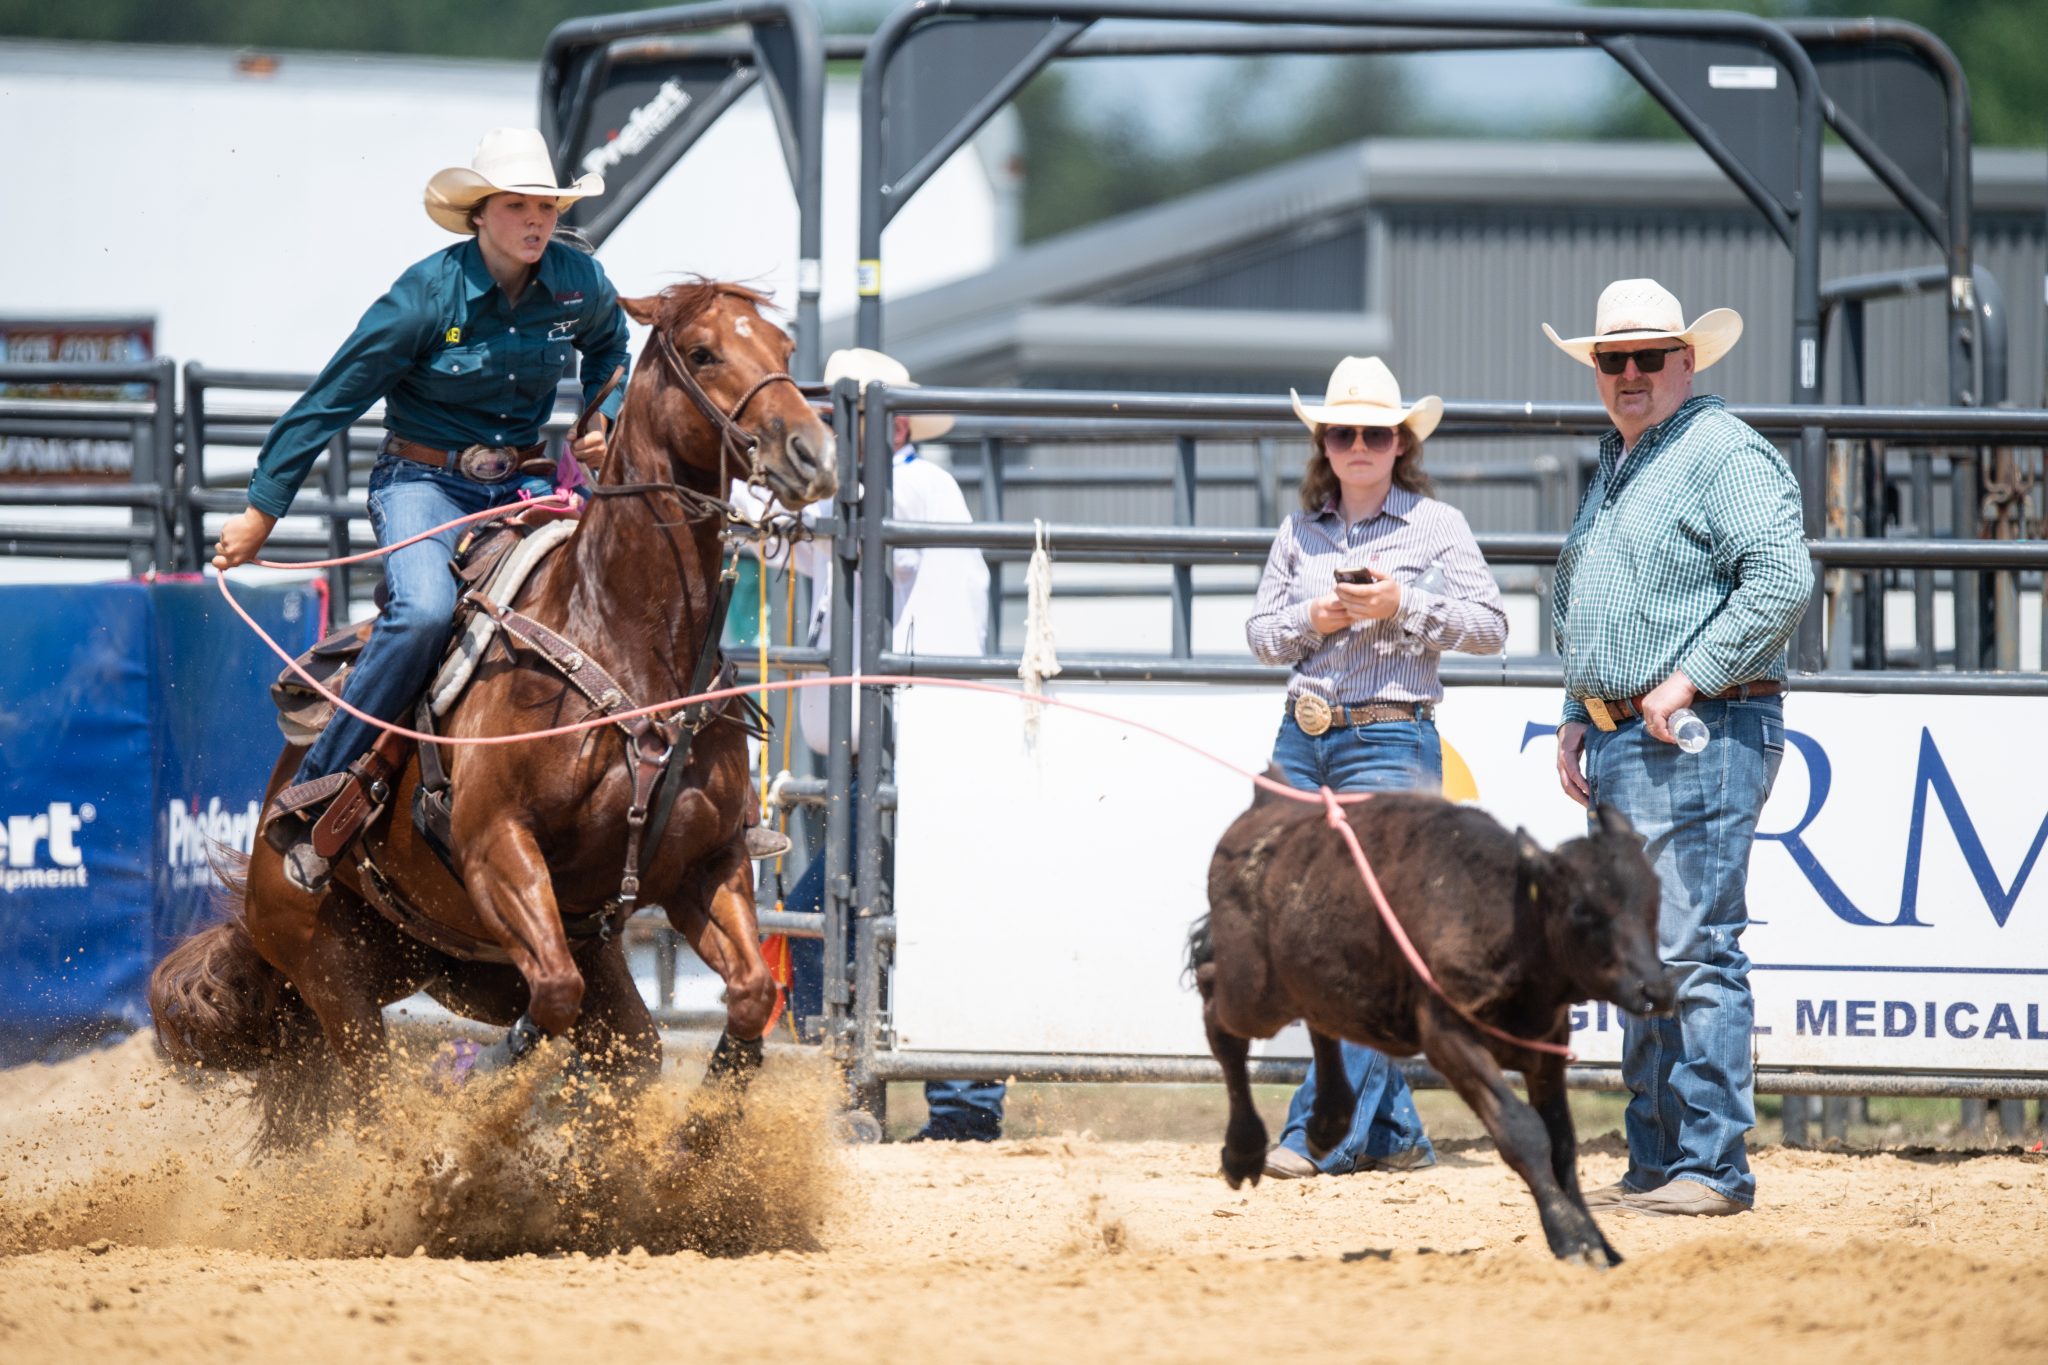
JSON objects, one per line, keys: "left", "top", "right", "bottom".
{"left": 1584, "top": 696, "right": 1784, "bottom": 1207}
{"left": 787, "top": 777, "right": 1004, "bottom": 1140}
{"left": 1266, "top": 712, "right": 1441, "bottom": 1174}
{"left": 295, "top": 457, "right": 548, "bottom": 786}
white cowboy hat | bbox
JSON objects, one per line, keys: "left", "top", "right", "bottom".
{"left": 424, "top": 128, "right": 604, "bottom": 236}
{"left": 823, "top": 347, "right": 955, "bottom": 442}
{"left": 1289, "top": 356, "right": 1442, "bottom": 442}
{"left": 1543, "top": 278, "right": 1743, "bottom": 372}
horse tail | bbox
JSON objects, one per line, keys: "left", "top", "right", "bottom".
{"left": 149, "top": 847, "right": 314, "bottom": 1071}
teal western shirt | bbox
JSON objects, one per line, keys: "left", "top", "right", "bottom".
{"left": 246, "top": 239, "right": 631, "bottom": 517}
{"left": 1553, "top": 394, "right": 1811, "bottom": 726}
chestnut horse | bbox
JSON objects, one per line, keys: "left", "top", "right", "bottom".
{"left": 150, "top": 281, "right": 836, "bottom": 1117}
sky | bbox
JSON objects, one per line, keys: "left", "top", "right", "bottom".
{"left": 815, "top": 0, "right": 1621, "bottom": 145}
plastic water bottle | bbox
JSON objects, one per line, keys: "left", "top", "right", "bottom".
{"left": 1670, "top": 706, "right": 1710, "bottom": 754}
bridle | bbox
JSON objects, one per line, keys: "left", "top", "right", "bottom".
{"left": 584, "top": 315, "right": 812, "bottom": 548}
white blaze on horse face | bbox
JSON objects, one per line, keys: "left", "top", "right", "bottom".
{"left": 733, "top": 316, "right": 753, "bottom": 338}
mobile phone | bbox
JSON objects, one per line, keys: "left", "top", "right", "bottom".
{"left": 1332, "top": 565, "right": 1384, "bottom": 586}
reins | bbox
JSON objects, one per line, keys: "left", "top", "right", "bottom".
{"left": 581, "top": 323, "right": 810, "bottom": 547}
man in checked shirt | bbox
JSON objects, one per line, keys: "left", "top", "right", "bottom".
{"left": 1545, "top": 279, "right": 1812, "bottom": 1218}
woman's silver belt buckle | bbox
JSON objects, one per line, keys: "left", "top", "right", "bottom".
{"left": 457, "top": 444, "right": 520, "bottom": 484}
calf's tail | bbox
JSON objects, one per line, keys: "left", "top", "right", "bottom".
{"left": 1184, "top": 913, "right": 1215, "bottom": 987}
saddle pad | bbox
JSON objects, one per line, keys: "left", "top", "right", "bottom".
{"left": 428, "top": 517, "right": 577, "bottom": 717}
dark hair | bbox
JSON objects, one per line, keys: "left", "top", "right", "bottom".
{"left": 1298, "top": 425, "right": 1435, "bottom": 512}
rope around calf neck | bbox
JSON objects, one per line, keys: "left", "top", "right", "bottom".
{"left": 1317, "top": 787, "right": 1576, "bottom": 1060}
{"left": 216, "top": 510, "right": 1572, "bottom": 1057}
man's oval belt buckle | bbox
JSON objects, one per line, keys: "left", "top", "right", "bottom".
{"left": 1583, "top": 696, "right": 1618, "bottom": 732}
{"left": 458, "top": 444, "right": 519, "bottom": 484}
{"left": 1293, "top": 693, "right": 1333, "bottom": 736}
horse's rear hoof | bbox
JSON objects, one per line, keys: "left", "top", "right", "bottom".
{"left": 429, "top": 1015, "right": 545, "bottom": 1090}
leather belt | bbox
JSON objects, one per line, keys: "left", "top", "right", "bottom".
{"left": 1291, "top": 695, "right": 1432, "bottom": 737}
{"left": 1581, "top": 679, "right": 1784, "bottom": 733}
{"left": 384, "top": 435, "right": 547, "bottom": 484}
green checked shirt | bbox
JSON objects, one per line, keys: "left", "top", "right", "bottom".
{"left": 246, "top": 239, "right": 630, "bottom": 518}
{"left": 1553, "top": 394, "right": 1811, "bottom": 726}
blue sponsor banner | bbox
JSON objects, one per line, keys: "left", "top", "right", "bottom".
{"left": 0, "top": 578, "right": 320, "bottom": 1063}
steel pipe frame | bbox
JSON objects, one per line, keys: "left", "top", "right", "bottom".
{"left": 859, "top": 1051, "right": 2047, "bottom": 1100}
{"left": 832, "top": 377, "right": 2048, "bottom": 1104}
{"left": 539, "top": 1, "right": 826, "bottom": 378}
{"left": 856, "top": 3, "right": 1829, "bottom": 673}
{"left": 0, "top": 357, "right": 176, "bottom": 574}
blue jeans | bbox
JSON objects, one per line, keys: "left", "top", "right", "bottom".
{"left": 295, "top": 457, "right": 549, "bottom": 785}
{"left": 1267, "top": 711, "right": 1442, "bottom": 1174}
{"left": 1585, "top": 697, "right": 1784, "bottom": 1206}
{"left": 786, "top": 775, "right": 1004, "bottom": 1139}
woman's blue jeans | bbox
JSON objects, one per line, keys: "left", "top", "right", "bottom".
{"left": 294, "top": 457, "right": 548, "bottom": 786}
{"left": 1267, "top": 712, "right": 1442, "bottom": 1174}
{"left": 1584, "top": 696, "right": 1784, "bottom": 1206}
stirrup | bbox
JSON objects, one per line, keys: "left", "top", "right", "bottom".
{"left": 282, "top": 835, "right": 332, "bottom": 895}
{"left": 744, "top": 826, "right": 793, "bottom": 860}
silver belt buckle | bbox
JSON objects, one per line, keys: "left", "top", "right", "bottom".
{"left": 457, "top": 443, "right": 519, "bottom": 484}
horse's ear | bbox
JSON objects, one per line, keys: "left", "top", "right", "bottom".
{"left": 619, "top": 295, "right": 660, "bottom": 326}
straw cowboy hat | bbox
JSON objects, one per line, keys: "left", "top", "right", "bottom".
{"left": 823, "top": 347, "right": 955, "bottom": 443}
{"left": 424, "top": 128, "right": 604, "bottom": 235}
{"left": 1290, "top": 356, "right": 1443, "bottom": 442}
{"left": 1543, "top": 278, "right": 1743, "bottom": 372}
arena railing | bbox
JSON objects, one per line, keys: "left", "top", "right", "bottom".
{"left": 808, "top": 380, "right": 2048, "bottom": 1116}
{"left": 0, "top": 359, "right": 177, "bottom": 574}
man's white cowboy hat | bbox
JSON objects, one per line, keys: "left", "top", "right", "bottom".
{"left": 823, "top": 347, "right": 955, "bottom": 443}
{"left": 424, "top": 128, "right": 604, "bottom": 235}
{"left": 1290, "top": 356, "right": 1442, "bottom": 442}
{"left": 1543, "top": 278, "right": 1743, "bottom": 372}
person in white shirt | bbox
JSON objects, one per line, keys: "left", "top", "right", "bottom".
{"left": 775, "top": 348, "right": 1003, "bottom": 1141}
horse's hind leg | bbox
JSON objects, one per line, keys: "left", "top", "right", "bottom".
{"left": 568, "top": 944, "right": 663, "bottom": 1085}
{"left": 242, "top": 855, "right": 419, "bottom": 1135}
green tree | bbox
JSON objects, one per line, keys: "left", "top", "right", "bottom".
{"left": 1017, "top": 55, "right": 1420, "bottom": 242}
{"left": 1587, "top": 0, "right": 2044, "bottom": 146}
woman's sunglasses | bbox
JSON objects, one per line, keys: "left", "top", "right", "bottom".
{"left": 1593, "top": 345, "right": 1685, "bottom": 376}
{"left": 1323, "top": 425, "right": 1399, "bottom": 452}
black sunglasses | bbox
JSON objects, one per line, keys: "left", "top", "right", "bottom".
{"left": 1594, "top": 346, "right": 1685, "bottom": 376}
{"left": 1323, "top": 425, "right": 1399, "bottom": 452}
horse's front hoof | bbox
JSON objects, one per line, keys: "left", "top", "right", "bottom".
{"left": 702, "top": 1030, "right": 764, "bottom": 1089}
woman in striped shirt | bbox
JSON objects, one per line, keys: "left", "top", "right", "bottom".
{"left": 1246, "top": 355, "right": 1508, "bottom": 1180}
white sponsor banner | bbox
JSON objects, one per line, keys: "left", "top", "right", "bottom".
{"left": 890, "top": 684, "right": 2048, "bottom": 1075}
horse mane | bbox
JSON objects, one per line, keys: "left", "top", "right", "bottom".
{"left": 647, "top": 277, "right": 777, "bottom": 331}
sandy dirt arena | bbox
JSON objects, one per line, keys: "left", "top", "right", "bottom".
{"left": 3, "top": 1032, "right": 2046, "bottom": 1365}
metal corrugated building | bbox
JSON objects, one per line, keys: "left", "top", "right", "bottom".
{"left": 841, "top": 137, "right": 2044, "bottom": 534}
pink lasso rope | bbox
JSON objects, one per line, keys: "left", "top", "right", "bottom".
{"left": 216, "top": 500, "right": 1566, "bottom": 1055}
{"left": 1318, "top": 787, "right": 1575, "bottom": 1059}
